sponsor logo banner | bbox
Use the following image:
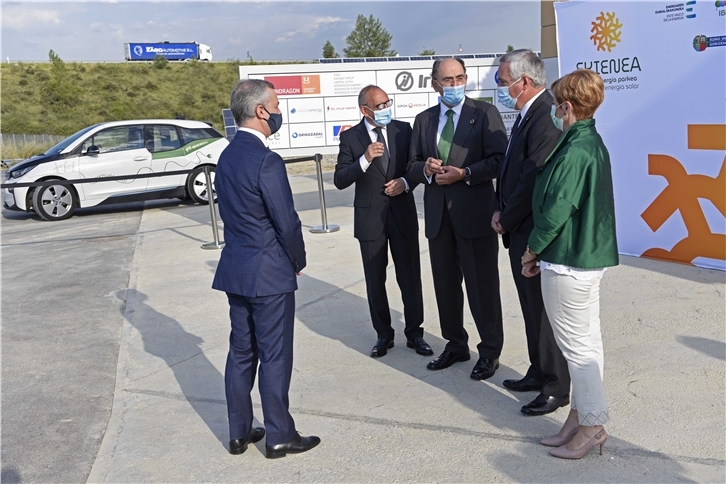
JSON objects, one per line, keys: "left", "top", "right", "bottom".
{"left": 289, "top": 123, "right": 326, "bottom": 148}
{"left": 264, "top": 75, "right": 321, "bottom": 96}
{"left": 392, "top": 93, "right": 429, "bottom": 119}
{"left": 325, "top": 123, "right": 355, "bottom": 145}
{"left": 288, "top": 98, "right": 325, "bottom": 123}
{"left": 555, "top": 0, "right": 725, "bottom": 270}
{"left": 323, "top": 96, "right": 361, "bottom": 122}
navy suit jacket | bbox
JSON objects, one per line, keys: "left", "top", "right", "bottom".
{"left": 494, "top": 90, "right": 561, "bottom": 248}
{"left": 333, "top": 119, "right": 418, "bottom": 241}
{"left": 212, "top": 130, "right": 306, "bottom": 297}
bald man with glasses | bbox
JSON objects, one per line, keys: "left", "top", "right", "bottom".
{"left": 334, "top": 85, "right": 430, "bottom": 359}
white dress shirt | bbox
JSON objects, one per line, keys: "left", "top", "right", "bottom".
{"left": 425, "top": 98, "right": 465, "bottom": 184}
{"left": 238, "top": 127, "right": 269, "bottom": 147}
{"left": 506, "top": 88, "right": 547, "bottom": 155}
{"left": 358, "top": 118, "right": 409, "bottom": 192}
{"left": 518, "top": 88, "right": 546, "bottom": 125}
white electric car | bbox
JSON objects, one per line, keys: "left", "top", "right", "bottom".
{"left": 3, "top": 119, "right": 229, "bottom": 221}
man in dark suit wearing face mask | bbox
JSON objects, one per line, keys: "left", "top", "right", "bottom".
{"left": 334, "top": 85, "right": 431, "bottom": 359}
{"left": 407, "top": 58, "right": 508, "bottom": 380}
{"left": 493, "top": 49, "right": 571, "bottom": 416}
{"left": 213, "top": 79, "right": 320, "bottom": 458}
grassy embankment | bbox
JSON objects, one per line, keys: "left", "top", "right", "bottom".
{"left": 1, "top": 60, "right": 244, "bottom": 139}
{"left": 0, "top": 59, "right": 335, "bottom": 172}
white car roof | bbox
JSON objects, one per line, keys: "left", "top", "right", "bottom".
{"left": 95, "top": 119, "right": 213, "bottom": 129}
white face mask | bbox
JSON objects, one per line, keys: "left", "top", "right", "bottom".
{"left": 370, "top": 106, "right": 392, "bottom": 127}
{"left": 496, "top": 77, "right": 523, "bottom": 109}
{"left": 550, "top": 102, "right": 566, "bottom": 131}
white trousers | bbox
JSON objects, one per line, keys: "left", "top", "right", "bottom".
{"left": 541, "top": 270, "right": 610, "bottom": 426}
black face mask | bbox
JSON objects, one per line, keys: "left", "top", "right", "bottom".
{"left": 262, "top": 106, "right": 283, "bottom": 135}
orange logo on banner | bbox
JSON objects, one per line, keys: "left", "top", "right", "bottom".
{"left": 640, "top": 125, "right": 726, "bottom": 265}
{"left": 590, "top": 11, "right": 622, "bottom": 52}
{"left": 301, "top": 75, "right": 320, "bottom": 95}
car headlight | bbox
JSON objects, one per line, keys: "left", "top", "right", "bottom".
{"left": 9, "top": 166, "right": 36, "bottom": 179}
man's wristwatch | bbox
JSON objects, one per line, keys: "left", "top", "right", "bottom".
{"left": 464, "top": 167, "right": 472, "bottom": 183}
{"left": 525, "top": 246, "right": 537, "bottom": 258}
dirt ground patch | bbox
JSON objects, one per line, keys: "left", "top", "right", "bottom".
{"left": 284, "top": 154, "right": 337, "bottom": 175}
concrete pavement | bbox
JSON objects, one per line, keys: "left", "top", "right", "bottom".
{"left": 4, "top": 171, "right": 725, "bottom": 483}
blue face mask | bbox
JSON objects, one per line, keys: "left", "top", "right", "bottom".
{"left": 441, "top": 84, "right": 466, "bottom": 106}
{"left": 550, "top": 103, "right": 565, "bottom": 131}
{"left": 496, "top": 77, "right": 523, "bottom": 110}
{"left": 263, "top": 107, "right": 283, "bottom": 135}
{"left": 371, "top": 106, "right": 392, "bottom": 127}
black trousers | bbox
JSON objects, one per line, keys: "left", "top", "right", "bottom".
{"left": 358, "top": 207, "right": 424, "bottom": 341}
{"left": 507, "top": 229, "right": 570, "bottom": 398}
{"left": 429, "top": 208, "right": 503, "bottom": 359}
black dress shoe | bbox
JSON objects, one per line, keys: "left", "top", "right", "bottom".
{"left": 521, "top": 393, "right": 570, "bottom": 416}
{"left": 426, "top": 350, "right": 470, "bottom": 370}
{"left": 470, "top": 358, "right": 500, "bottom": 380}
{"left": 265, "top": 433, "right": 321, "bottom": 459}
{"left": 407, "top": 337, "right": 434, "bottom": 356}
{"left": 371, "top": 338, "right": 394, "bottom": 358}
{"left": 229, "top": 427, "right": 265, "bottom": 455}
{"left": 502, "top": 375, "right": 545, "bottom": 392}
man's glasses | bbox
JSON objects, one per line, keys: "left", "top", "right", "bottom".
{"left": 368, "top": 99, "right": 393, "bottom": 110}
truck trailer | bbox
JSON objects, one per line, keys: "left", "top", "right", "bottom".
{"left": 124, "top": 42, "right": 213, "bottom": 62}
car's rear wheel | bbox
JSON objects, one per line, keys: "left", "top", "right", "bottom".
{"left": 33, "top": 181, "right": 77, "bottom": 221}
{"left": 186, "top": 166, "right": 216, "bottom": 204}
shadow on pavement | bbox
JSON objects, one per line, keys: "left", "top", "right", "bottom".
{"left": 1, "top": 467, "right": 22, "bottom": 484}
{"left": 676, "top": 336, "right": 726, "bottom": 361}
{"left": 294, "top": 274, "right": 713, "bottom": 482}
{"left": 120, "top": 289, "right": 228, "bottom": 448}
{"left": 619, "top": 255, "right": 725, "bottom": 284}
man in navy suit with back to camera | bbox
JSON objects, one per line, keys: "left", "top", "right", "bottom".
{"left": 212, "top": 79, "right": 320, "bottom": 458}
{"left": 334, "top": 85, "right": 431, "bottom": 359}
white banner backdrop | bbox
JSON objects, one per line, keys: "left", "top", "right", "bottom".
{"left": 239, "top": 55, "right": 518, "bottom": 157}
{"left": 555, "top": 0, "right": 726, "bottom": 270}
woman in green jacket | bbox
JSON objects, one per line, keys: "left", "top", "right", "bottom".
{"left": 521, "top": 69, "right": 618, "bottom": 460}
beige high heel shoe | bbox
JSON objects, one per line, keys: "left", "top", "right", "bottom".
{"left": 549, "top": 430, "right": 607, "bottom": 459}
{"left": 540, "top": 427, "right": 578, "bottom": 447}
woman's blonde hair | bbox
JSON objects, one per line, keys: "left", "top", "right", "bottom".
{"left": 551, "top": 69, "right": 605, "bottom": 120}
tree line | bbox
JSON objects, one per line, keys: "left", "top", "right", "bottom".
{"left": 322, "top": 14, "right": 516, "bottom": 58}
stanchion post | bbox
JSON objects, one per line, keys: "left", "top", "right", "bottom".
{"left": 309, "top": 153, "right": 340, "bottom": 234}
{"left": 201, "top": 165, "right": 225, "bottom": 250}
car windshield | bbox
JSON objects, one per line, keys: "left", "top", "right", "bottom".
{"left": 44, "top": 124, "right": 101, "bottom": 156}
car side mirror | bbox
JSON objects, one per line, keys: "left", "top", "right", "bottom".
{"left": 86, "top": 145, "right": 100, "bottom": 156}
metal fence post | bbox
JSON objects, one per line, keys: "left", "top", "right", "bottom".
{"left": 201, "top": 165, "right": 225, "bottom": 250}
{"left": 309, "top": 153, "right": 339, "bottom": 234}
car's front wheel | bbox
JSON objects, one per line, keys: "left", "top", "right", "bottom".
{"left": 32, "top": 181, "right": 77, "bottom": 221}
{"left": 186, "top": 166, "right": 216, "bottom": 204}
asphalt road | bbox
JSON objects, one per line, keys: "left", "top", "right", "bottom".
{"left": 0, "top": 200, "right": 204, "bottom": 483}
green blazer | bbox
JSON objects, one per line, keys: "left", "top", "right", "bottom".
{"left": 528, "top": 119, "right": 618, "bottom": 269}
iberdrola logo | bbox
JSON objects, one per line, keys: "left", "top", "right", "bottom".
{"left": 590, "top": 11, "right": 623, "bottom": 52}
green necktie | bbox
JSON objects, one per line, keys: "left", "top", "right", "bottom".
{"left": 438, "top": 109, "right": 455, "bottom": 165}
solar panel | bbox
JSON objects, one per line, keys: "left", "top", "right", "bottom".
{"left": 315, "top": 52, "right": 532, "bottom": 63}
{"left": 222, "top": 109, "right": 237, "bottom": 141}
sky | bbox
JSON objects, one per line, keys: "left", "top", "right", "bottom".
{"left": 1, "top": 1, "right": 542, "bottom": 62}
